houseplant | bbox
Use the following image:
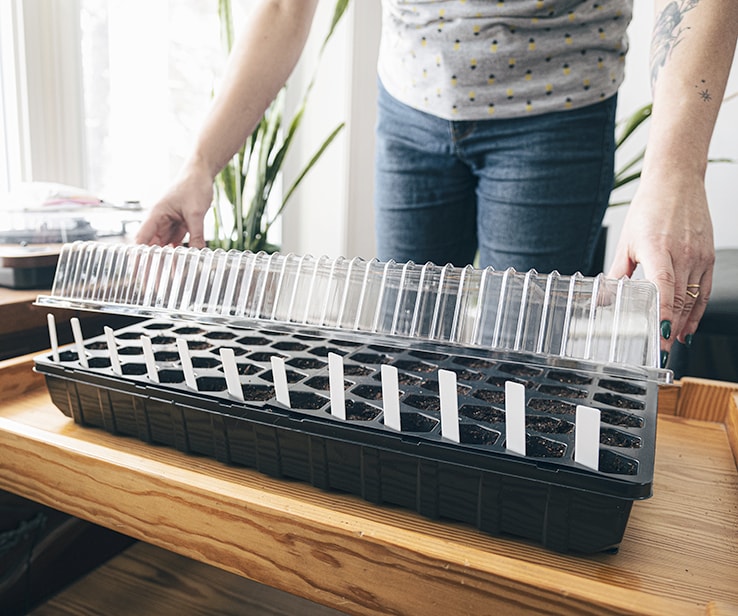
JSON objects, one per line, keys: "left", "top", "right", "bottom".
{"left": 209, "top": 0, "right": 349, "bottom": 253}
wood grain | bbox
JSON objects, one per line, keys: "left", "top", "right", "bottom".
{"left": 1, "top": 357, "right": 737, "bottom": 616}
{"left": 657, "top": 382, "right": 681, "bottom": 416}
{"left": 32, "top": 541, "right": 347, "bottom": 616}
{"left": 726, "top": 393, "right": 738, "bottom": 468}
{"left": 677, "top": 377, "right": 738, "bottom": 422}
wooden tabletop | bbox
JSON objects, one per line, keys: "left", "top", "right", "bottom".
{"left": 1, "top": 354, "right": 737, "bottom": 616}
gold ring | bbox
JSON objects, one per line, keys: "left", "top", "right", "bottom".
{"left": 686, "top": 284, "right": 700, "bottom": 299}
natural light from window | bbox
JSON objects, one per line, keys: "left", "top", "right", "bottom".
{"left": 80, "top": 0, "right": 237, "bottom": 206}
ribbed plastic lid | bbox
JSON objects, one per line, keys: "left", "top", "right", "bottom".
{"left": 35, "top": 241, "right": 666, "bottom": 379}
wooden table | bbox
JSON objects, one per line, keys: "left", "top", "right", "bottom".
{"left": 1, "top": 354, "right": 736, "bottom": 615}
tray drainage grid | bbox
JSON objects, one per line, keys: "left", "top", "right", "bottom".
{"left": 36, "top": 317, "right": 658, "bottom": 554}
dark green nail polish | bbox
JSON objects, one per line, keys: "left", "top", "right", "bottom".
{"left": 685, "top": 334, "right": 693, "bottom": 348}
{"left": 660, "top": 350, "right": 669, "bottom": 368}
{"left": 660, "top": 320, "right": 672, "bottom": 340}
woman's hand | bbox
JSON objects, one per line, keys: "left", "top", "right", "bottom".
{"left": 135, "top": 161, "right": 215, "bottom": 249}
{"left": 607, "top": 170, "right": 714, "bottom": 364}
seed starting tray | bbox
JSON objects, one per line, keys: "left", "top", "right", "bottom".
{"left": 34, "top": 242, "right": 671, "bottom": 553}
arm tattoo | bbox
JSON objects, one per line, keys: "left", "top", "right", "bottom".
{"left": 650, "top": 0, "right": 701, "bottom": 89}
{"left": 696, "top": 80, "right": 712, "bottom": 101}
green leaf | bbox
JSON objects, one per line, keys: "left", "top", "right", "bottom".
{"left": 217, "top": 159, "right": 238, "bottom": 209}
{"left": 614, "top": 148, "right": 645, "bottom": 184}
{"left": 612, "top": 171, "right": 642, "bottom": 191}
{"left": 615, "top": 103, "right": 652, "bottom": 149}
{"left": 217, "top": 0, "right": 234, "bottom": 53}
{"left": 268, "top": 108, "right": 306, "bottom": 189}
{"left": 297, "top": 0, "right": 350, "bottom": 112}
{"left": 320, "top": 0, "right": 350, "bottom": 55}
{"left": 267, "top": 122, "right": 345, "bottom": 229}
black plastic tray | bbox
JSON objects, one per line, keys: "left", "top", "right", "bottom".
{"left": 34, "top": 319, "right": 658, "bottom": 553}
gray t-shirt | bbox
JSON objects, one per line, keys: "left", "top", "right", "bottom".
{"left": 378, "top": 0, "right": 632, "bottom": 120}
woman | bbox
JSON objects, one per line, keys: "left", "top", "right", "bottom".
{"left": 136, "top": 0, "right": 738, "bottom": 367}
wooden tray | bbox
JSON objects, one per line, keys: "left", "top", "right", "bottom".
{"left": 1, "top": 354, "right": 736, "bottom": 615}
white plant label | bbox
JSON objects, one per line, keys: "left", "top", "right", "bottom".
{"left": 47, "top": 314, "right": 59, "bottom": 362}
{"left": 177, "top": 338, "right": 198, "bottom": 391}
{"left": 220, "top": 347, "right": 243, "bottom": 401}
{"left": 439, "top": 369, "right": 460, "bottom": 443}
{"left": 505, "top": 380, "right": 526, "bottom": 455}
{"left": 104, "top": 326, "right": 122, "bottom": 375}
{"left": 381, "top": 364, "right": 401, "bottom": 432}
{"left": 141, "top": 335, "right": 158, "bottom": 383}
{"left": 575, "top": 405, "right": 601, "bottom": 471}
{"left": 271, "top": 355, "right": 291, "bottom": 408}
{"left": 70, "top": 317, "right": 88, "bottom": 368}
{"left": 328, "top": 352, "right": 346, "bottom": 420}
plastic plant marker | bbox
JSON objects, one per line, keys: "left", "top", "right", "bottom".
{"left": 575, "top": 404, "right": 601, "bottom": 471}
{"left": 271, "top": 356, "right": 291, "bottom": 408}
{"left": 505, "top": 380, "right": 526, "bottom": 455}
{"left": 104, "top": 326, "right": 122, "bottom": 375}
{"left": 176, "top": 338, "right": 198, "bottom": 391}
{"left": 47, "top": 313, "right": 59, "bottom": 362}
{"left": 70, "top": 317, "right": 88, "bottom": 368}
{"left": 381, "top": 364, "right": 401, "bottom": 431}
{"left": 220, "top": 347, "right": 243, "bottom": 401}
{"left": 328, "top": 352, "right": 347, "bottom": 420}
{"left": 438, "top": 369, "right": 460, "bottom": 442}
{"left": 140, "top": 336, "right": 159, "bottom": 383}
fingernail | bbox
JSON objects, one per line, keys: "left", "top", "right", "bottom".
{"left": 660, "top": 350, "right": 669, "bottom": 368}
{"left": 660, "top": 320, "right": 672, "bottom": 340}
{"left": 685, "top": 333, "right": 693, "bottom": 348}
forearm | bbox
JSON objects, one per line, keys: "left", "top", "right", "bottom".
{"left": 187, "top": 0, "right": 320, "bottom": 180}
{"left": 644, "top": 0, "right": 738, "bottom": 183}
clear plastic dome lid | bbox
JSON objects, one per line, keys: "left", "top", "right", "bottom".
{"left": 36, "top": 241, "right": 666, "bottom": 379}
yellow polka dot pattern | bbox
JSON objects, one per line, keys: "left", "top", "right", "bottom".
{"left": 378, "top": 0, "right": 632, "bottom": 120}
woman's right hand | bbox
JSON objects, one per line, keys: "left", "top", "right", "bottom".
{"left": 135, "top": 160, "right": 214, "bottom": 249}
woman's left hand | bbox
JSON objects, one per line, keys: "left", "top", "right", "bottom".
{"left": 606, "top": 171, "right": 714, "bottom": 366}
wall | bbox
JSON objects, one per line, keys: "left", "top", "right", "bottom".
{"left": 281, "top": 0, "right": 380, "bottom": 261}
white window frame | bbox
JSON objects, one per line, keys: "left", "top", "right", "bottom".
{"left": 1, "top": 0, "right": 86, "bottom": 195}
{"left": 0, "top": 0, "right": 33, "bottom": 193}
{"left": 24, "top": 0, "right": 86, "bottom": 187}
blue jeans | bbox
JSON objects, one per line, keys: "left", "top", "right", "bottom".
{"left": 374, "top": 80, "right": 617, "bottom": 275}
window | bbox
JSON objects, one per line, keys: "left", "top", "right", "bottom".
{"left": 80, "top": 0, "right": 226, "bottom": 205}
{"left": 1, "top": 0, "right": 244, "bottom": 205}
{"left": 1, "top": 0, "right": 361, "bottom": 257}
{"left": 0, "top": 0, "right": 31, "bottom": 195}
